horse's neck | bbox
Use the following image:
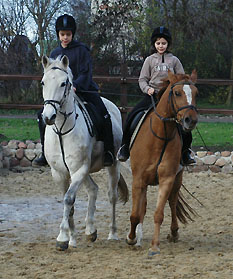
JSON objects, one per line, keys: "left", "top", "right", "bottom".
{"left": 149, "top": 87, "right": 177, "bottom": 138}
{"left": 156, "top": 88, "right": 174, "bottom": 119}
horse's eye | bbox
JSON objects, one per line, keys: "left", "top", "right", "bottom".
{"left": 175, "top": 91, "right": 181, "bottom": 96}
{"left": 61, "top": 82, "right": 66, "bottom": 87}
{"left": 41, "top": 81, "right": 44, "bottom": 86}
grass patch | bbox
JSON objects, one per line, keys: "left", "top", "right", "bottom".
{"left": 0, "top": 118, "right": 39, "bottom": 142}
{"left": 1, "top": 117, "right": 233, "bottom": 152}
{"left": 192, "top": 122, "right": 233, "bottom": 151}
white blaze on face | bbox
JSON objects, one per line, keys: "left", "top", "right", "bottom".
{"left": 183, "top": 85, "right": 192, "bottom": 104}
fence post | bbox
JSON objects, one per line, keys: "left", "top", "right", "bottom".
{"left": 120, "top": 63, "right": 128, "bottom": 125}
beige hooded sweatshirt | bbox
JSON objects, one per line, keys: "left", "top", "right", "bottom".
{"left": 139, "top": 52, "right": 184, "bottom": 94}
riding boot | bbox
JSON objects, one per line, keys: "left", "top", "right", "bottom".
{"left": 117, "top": 117, "right": 132, "bottom": 162}
{"left": 103, "top": 114, "right": 115, "bottom": 167}
{"left": 182, "top": 149, "right": 196, "bottom": 165}
{"left": 34, "top": 110, "right": 48, "bottom": 166}
{"left": 117, "top": 129, "right": 130, "bottom": 162}
{"left": 117, "top": 144, "right": 130, "bottom": 162}
{"left": 181, "top": 130, "right": 196, "bottom": 165}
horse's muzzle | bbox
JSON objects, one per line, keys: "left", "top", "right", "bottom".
{"left": 182, "top": 115, "right": 198, "bottom": 131}
{"left": 43, "top": 114, "right": 56, "bottom": 125}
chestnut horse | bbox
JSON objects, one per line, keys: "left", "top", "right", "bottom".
{"left": 126, "top": 70, "right": 198, "bottom": 256}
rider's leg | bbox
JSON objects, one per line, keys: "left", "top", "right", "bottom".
{"left": 78, "top": 91, "right": 115, "bottom": 167}
{"left": 181, "top": 130, "right": 196, "bottom": 165}
{"left": 118, "top": 95, "right": 152, "bottom": 162}
{"left": 34, "top": 109, "right": 48, "bottom": 166}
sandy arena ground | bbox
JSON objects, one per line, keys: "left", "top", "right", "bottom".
{"left": 0, "top": 163, "right": 232, "bottom": 279}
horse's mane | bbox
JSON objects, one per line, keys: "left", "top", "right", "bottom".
{"left": 157, "top": 73, "right": 191, "bottom": 101}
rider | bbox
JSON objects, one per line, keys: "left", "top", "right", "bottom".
{"left": 34, "top": 14, "right": 115, "bottom": 167}
{"left": 117, "top": 26, "right": 195, "bottom": 165}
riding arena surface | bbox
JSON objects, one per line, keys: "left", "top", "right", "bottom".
{"left": 0, "top": 164, "right": 232, "bottom": 279}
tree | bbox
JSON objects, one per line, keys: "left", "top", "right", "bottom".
{"left": 211, "top": 0, "right": 233, "bottom": 106}
{"left": 90, "top": 0, "right": 143, "bottom": 71}
{"left": 23, "top": 0, "right": 68, "bottom": 65}
{"left": 0, "top": 0, "right": 28, "bottom": 51}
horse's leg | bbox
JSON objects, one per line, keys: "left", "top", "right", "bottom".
{"left": 50, "top": 168, "right": 76, "bottom": 250}
{"left": 56, "top": 165, "right": 88, "bottom": 250}
{"left": 126, "top": 178, "right": 147, "bottom": 246}
{"left": 106, "top": 164, "right": 120, "bottom": 240}
{"left": 167, "top": 171, "right": 183, "bottom": 243}
{"left": 149, "top": 176, "right": 175, "bottom": 255}
{"left": 135, "top": 188, "right": 147, "bottom": 246}
{"left": 84, "top": 175, "right": 98, "bottom": 242}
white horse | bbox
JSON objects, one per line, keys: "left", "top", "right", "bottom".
{"left": 41, "top": 55, "right": 128, "bottom": 250}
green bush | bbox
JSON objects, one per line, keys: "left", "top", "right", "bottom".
{"left": 208, "top": 86, "right": 229, "bottom": 105}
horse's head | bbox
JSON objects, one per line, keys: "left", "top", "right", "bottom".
{"left": 166, "top": 70, "right": 198, "bottom": 132}
{"left": 41, "top": 55, "right": 73, "bottom": 125}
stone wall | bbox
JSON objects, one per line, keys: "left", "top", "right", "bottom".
{"left": 0, "top": 140, "right": 233, "bottom": 173}
{"left": 0, "top": 140, "right": 42, "bottom": 169}
{"left": 187, "top": 151, "right": 233, "bottom": 173}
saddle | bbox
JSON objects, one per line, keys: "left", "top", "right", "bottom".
{"left": 129, "top": 105, "right": 153, "bottom": 149}
{"left": 74, "top": 95, "right": 104, "bottom": 141}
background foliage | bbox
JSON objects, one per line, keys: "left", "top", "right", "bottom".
{"left": 0, "top": 0, "right": 232, "bottom": 106}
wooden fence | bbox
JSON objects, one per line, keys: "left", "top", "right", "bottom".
{"left": 1, "top": 74, "right": 233, "bottom": 122}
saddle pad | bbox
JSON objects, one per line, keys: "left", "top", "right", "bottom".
{"left": 74, "top": 94, "right": 95, "bottom": 137}
{"left": 129, "top": 107, "right": 152, "bottom": 149}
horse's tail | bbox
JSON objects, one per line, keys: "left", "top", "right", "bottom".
{"left": 118, "top": 174, "right": 129, "bottom": 204}
{"left": 176, "top": 190, "right": 198, "bottom": 224}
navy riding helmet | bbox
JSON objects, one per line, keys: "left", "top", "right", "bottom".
{"left": 55, "top": 14, "right": 76, "bottom": 37}
{"left": 151, "top": 26, "right": 172, "bottom": 47}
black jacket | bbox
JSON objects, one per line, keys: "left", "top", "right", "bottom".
{"left": 50, "top": 40, "right": 99, "bottom": 92}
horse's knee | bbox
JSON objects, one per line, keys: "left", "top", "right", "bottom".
{"left": 64, "top": 194, "right": 75, "bottom": 206}
{"left": 154, "top": 212, "right": 164, "bottom": 225}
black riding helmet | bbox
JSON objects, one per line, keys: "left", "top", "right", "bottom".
{"left": 55, "top": 14, "right": 76, "bottom": 37}
{"left": 151, "top": 26, "right": 172, "bottom": 47}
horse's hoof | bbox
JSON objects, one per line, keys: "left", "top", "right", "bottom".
{"left": 167, "top": 233, "right": 179, "bottom": 243}
{"left": 86, "top": 230, "right": 97, "bottom": 242}
{"left": 148, "top": 248, "right": 160, "bottom": 257}
{"left": 69, "top": 239, "right": 77, "bottom": 248}
{"left": 126, "top": 235, "right": 137, "bottom": 246}
{"left": 108, "top": 233, "right": 119, "bottom": 241}
{"left": 56, "top": 240, "right": 69, "bottom": 251}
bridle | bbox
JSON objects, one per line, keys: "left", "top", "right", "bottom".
{"left": 150, "top": 80, "right": 198, "bottom": 173}
{"left": 152, "top": 81, "right": 197, "bottom": 123}
{"left": 43, "top": 66, "right": 78, "bottom": 172}
{"left": 43, "top": 66, "right": 72, "bottom": 112}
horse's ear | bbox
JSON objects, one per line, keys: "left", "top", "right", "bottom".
{"left": 190, "top": 69, "right": 197, "bottom": 84}
{"left": 61, "top": 55, "right": 69, "bottom": 69}
{"left": 167, "top": 70, "right": 177, "bottom": 83}
{"left": 42, "top": 55, "right": 50, "bottom": 69}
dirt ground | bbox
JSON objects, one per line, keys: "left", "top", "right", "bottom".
{"left": 0, "top": 163, "right": 233, "bottom": 279}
